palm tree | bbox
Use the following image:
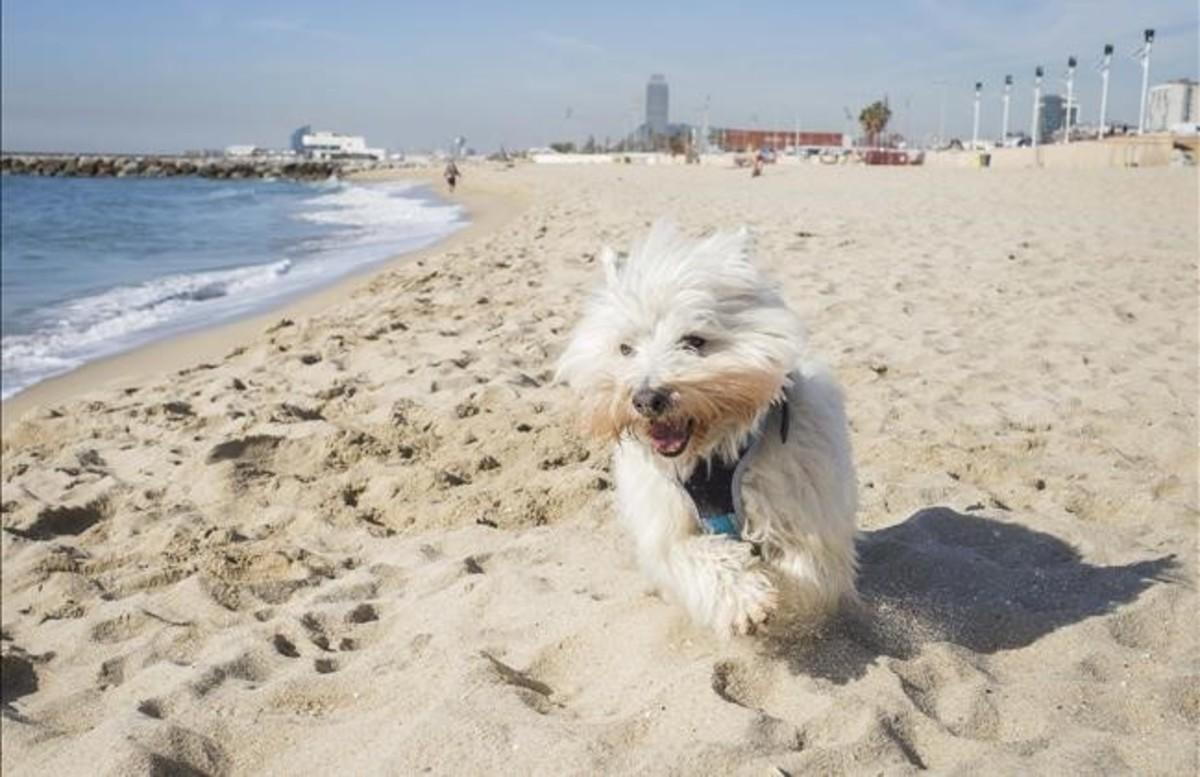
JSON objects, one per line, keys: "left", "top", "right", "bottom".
{"left": 859, "top": 99, "right": 892, "bottom": 148}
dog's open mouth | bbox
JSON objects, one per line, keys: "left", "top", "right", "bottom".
{"left": 648, "top": 419, "right": 692, "bottom": 457}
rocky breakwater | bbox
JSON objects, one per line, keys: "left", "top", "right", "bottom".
{"left": 0, "top": 154, "right": 372, "bottom": 181}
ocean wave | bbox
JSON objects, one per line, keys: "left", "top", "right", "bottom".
{"left": 298, "top": 182, "right": 461, "bottom": 229}
{"left": 1, "top": 180, "right": 465, "bottom": 398}
{"left": 90, "top": 259, "right": 294, "bottom": 317}
{"left": 200, "top": 186, "right": 259, "bottom": 202}
{"left": 312, "top": 176, "right": 345, "bottom": 190}
{"left": 1, "top": 260, "right": 294, "bottom": 397}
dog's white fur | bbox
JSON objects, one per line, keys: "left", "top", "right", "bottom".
{"left": 558, "top": 224, "right": 858, "bottom": 636}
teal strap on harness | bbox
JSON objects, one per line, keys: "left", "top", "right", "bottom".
{"left": 700, "top": 513, "right": 739, "bottom": 536}
{"left": 684, "top": 399, "right": 791, "bottom": 541}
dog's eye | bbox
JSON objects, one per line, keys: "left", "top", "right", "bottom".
{"left": 680, "top": 335, "right": 706, "bottom": 352}
{"left": 619, "top": 343, "right": 633, "bottom": 357}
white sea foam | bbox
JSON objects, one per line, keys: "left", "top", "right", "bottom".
{"left": 200, "top": 186, "right": 259, "bottom": 202}
{"left": 1, "top": 181, "right": 463, "bottom": 398}
{"left": 299, "top": 182, "right": 461, "bottom": 230}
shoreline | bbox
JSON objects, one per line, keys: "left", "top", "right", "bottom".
{"left": 1, "top": 166, "right": 527, "bottom": 431}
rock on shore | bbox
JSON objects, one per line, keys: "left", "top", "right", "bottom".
{"left": 0, "top": 154, "right": 377, "bottom": 181}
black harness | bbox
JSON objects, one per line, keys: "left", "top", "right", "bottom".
{"left": 683, "top": 400, "right": 790, "bottom": 538}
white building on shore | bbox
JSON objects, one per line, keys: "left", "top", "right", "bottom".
{"left": 289, "top": 125, "right": 385, "bottom": 160}
{"left": 1147, "top": 80, "right": 1199, "bottom": 133}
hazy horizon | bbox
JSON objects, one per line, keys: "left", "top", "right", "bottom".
{"left": 2, "top": 1, "right": 1197, "bottom": 154}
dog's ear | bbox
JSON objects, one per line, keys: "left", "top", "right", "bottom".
{"left": 729, "top": 226, "right": 753, "bottom": 263}
{"left": 699, "top": 226, "right": 754, "bottom": 269}
{"left": 600, "top": 246, "right": 624, "bottom": 286}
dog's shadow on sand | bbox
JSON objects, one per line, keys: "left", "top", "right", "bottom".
{"left": 766, "top": 507, "right": 1178, "bottom": 684}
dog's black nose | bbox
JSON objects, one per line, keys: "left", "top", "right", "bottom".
{"left": 632, "top": 387, "right": 671, "bottom": 418}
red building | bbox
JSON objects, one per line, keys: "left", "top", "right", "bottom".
{"left": 714, "top": 128, "right": 844, "bottom": 152}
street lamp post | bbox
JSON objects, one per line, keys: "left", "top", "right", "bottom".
{"left": 1001, "top": 75, "right": 1012, "bottom": 145}
{"left": 1064, "top": 57, "right": 1077, "bottom": 144}
{"left": 972, "top": 82, "right": 982, "bottom": 149}
{"left": 1136, "top": 29, "right": 1155, "bottom": 134}
{"left": 1098, "top": 44, "right": 1114, "bottom": 137}
{"left": 1031, "top": 66, "right": 1044, "bottom": 148}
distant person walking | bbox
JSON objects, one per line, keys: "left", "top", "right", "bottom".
{"left": 751, "top": 150, "right": 765, "bottom": 178}
{"left": 444, "top": 160, "right": 461, "bottom": 193}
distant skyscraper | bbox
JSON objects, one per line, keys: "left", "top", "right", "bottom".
{"left": 290, "top": 125, "right": 313, "bottom": 153}
{"left": 646, "top": 74, "right": 669, "bottom": 136}
{"left": 1037, "top": 95, "right": 1078, "bottom": 142}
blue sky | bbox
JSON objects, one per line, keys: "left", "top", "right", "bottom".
{"left": 2, "top": 1, "right": 1196, "bottom": 153}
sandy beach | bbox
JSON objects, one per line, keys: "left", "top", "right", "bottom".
{"left": 2, "top": 162, "right": 1196, "bottom": 775}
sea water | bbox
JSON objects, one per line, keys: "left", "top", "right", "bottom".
{"left": 0, "top": 174, "right": 464, "bottom": 398}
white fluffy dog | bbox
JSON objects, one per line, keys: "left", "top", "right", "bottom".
{"left": 558, "top": 225, "right": 858, "bottom": 637}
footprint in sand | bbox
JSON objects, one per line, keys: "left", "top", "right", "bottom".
{"left": 188, "top": 650, "right": 272, "bottom": 698}
{"left": 90, "top": 610, "right": 152, "bottom": 644}
{"left": 7, "top": 496, "right": 112, "bottom": 541}
{"left": 1, "top": 646, "right": 41, "bottom": 706}
{"left": 291, "top": 599, "right": 383, "bottom": 672}
{"left": 271, "top": 634, "right": 300, "bottom": 659}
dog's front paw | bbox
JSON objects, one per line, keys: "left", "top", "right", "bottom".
{"left": 696, "top": 558, "right": 777, "bottom": 637}
{"left": 726, "top": 567, "right": 777, "bottom": 636}
{"left": 669, "top": 536, "right": 779, "bottom": 637}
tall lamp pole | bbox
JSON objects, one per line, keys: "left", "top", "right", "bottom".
{"left": 1098, "top": 44, "right": 1114, "bottom": 137}
{"left": 1001, "top": 75, "right": 1012, "bottom": 145}
{"left": 1136, "top": 29, "right": 1155, "bottom": 134}
{"left": 1070, "top": 57, "right": 1080, "bottom": 143}
{"left": 1065, "top": 56, "right": 1077, "bottom": 144}
{"left": 1031, "top": 66, "right": 1044, "bottom": 148}
{"left": 972, "top": 82, "right": 982, "bottom": 149}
